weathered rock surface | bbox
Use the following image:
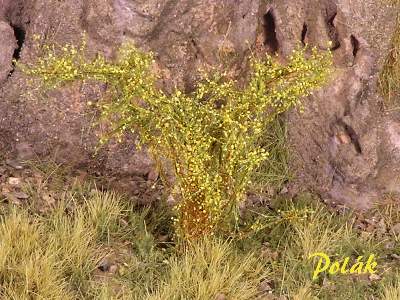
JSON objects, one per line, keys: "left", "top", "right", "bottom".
{"left": 284, "top": 0, "right": 399, "bottom": 209}
{"left": 0, "top": 0, "right": 398, "bottom": 209}
{"left": 0, "top": 20, "right": 16, "bottom": 83}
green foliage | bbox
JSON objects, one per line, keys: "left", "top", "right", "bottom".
{"left": 251, "top": 115, "right": 291, "bottom": 195}
{"left": 21, "top": 40, "right": 332, "bottom": 239}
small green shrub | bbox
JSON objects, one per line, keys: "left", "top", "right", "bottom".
{"left": 21, "top": 40, "right": 332, "bottom": 239}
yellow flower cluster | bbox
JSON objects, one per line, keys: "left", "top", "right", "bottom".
{"left": 21, "top": 39, "right": 332, "bottom": 239}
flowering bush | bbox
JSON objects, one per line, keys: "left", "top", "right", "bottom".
{"left": 21, "top": 41, "right": 331, "bottom": 239}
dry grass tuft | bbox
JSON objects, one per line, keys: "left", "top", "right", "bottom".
{"left": 0, "top": 188, "right": 127, "bottom": 298}
{"left": 379, "top": 2, "right": 400, "bottom": 108}
{"left": 380, "top": 279, "right": 400, "bottom": 300}
{"left": 379, "top": 26, "right": 400, "bottom": 107}
{"left": 150, "top": 238, "right": 269, "bottom": 300}
{"left": 2, "top": 162, "right": 400, "bottom": 299}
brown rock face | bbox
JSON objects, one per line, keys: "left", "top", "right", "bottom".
{"left": 0, "top": 21, "right": 16, "bottom": 83}
{"left": 0, "top": 0, "right": 398, "bottom": 209}
{"left": 280, "top": 0, "right": 399, "bottom": 209}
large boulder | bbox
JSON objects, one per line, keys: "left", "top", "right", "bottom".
{"left": 0, "top": 0, "right": 398, "bottom": 209}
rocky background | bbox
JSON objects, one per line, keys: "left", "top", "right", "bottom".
{"left": 0, "top": 0, "right": 399, "bottom": 210}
